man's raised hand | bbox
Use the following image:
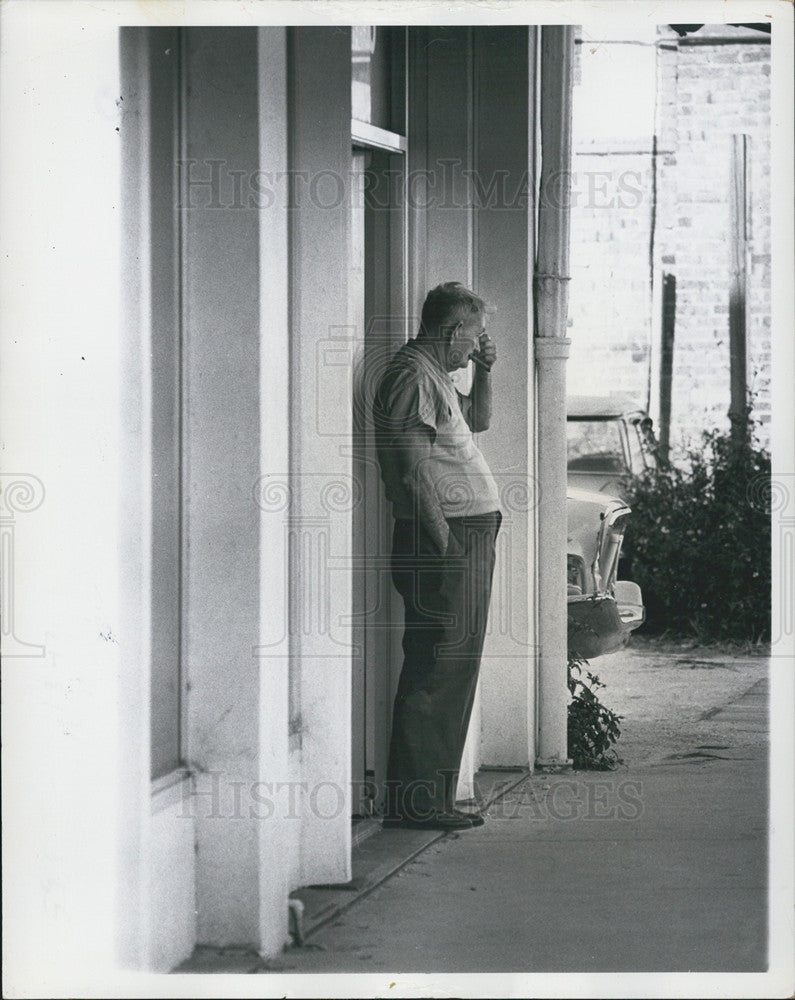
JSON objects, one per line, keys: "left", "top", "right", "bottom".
{"left": 473, "top": 332, "right": 497, "bottom": 371}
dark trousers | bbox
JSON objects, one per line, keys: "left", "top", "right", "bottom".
{"left": 385, "top": 511, "right": 502, "bottom": 820}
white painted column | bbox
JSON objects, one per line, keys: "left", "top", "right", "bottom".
{"left": 256, "top": 26, "right": 292, "bottom": 958}
{"left": 287, "top": 27, "right": 353, "bottom": 889}
{"left": 181, "top": 27, "right": 272, "bottom": 948}
{"left": 534, "top": 26, "right": 575, "bottom": 768}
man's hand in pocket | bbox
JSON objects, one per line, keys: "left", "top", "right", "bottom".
{"left": 445, "top": 528, "right": 465, "bottom": 558}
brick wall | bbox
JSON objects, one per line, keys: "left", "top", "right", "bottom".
{"left": 654, "top": 25, "right": 771, "bottom": 453}
{"left": 568, "top": 150, "right": 655, "bottom": 403}
{"left": 567, "top": 25, "right": 771, "bottom": 455}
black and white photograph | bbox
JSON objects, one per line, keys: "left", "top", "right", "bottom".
{"left": 1, "top": 1, "right": 793, "bottom": 997}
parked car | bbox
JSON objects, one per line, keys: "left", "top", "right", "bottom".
{"left": 567, "top": 395, "right": 658, "bottom": 499}
{"left": 567, "top": 487, "right": 645, "bottom": 659}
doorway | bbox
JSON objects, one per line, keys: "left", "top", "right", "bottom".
{"left": 350, "top": 145, "right": 408, "bottom": 817}
{"left": 148, "top": 27, "right": 185, "bottom": 781}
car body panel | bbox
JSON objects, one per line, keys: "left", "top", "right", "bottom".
{"left": 566, "top": 487, "right": 646, "bottom": 659}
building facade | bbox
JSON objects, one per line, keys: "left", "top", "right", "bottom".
{"left": 125, "top": 23, "right": 552, "bottom": 970}
{"left": 3, "top": 20, "right": 575, "bottom": 975}
{"left": 567, "top": 23, "right": 771, "bottom": 454}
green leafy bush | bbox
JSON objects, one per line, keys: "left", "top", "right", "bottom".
{"left": 622, "top": 425, "right": 771, "bottom": 643}
{"left": 567, "top": 658, "right": 623, "bottom": 770}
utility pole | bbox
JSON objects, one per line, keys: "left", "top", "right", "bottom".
{"left": 728, "top": 134, "right": 749, "bottom": 448}
{"left": 658, "top": 273, "right": 676, "bottom": 465}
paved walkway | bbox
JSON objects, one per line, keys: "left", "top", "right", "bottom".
{"left": 178, "top": 644, "right": 772, "bottom": 977}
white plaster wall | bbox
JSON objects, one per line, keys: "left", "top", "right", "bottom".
{"left": 473, "top": 27, "right": 537, "bottom": 769}
{"left": 118, "top": 25, "right": 157, "bottom": 973}
{"left": 119, "top": 26, "right": 295, "bottom": 962}
{"left": 408, "top": 27, "right": 538, "bottom": 786}
{"left": 118, "top": 27, "right": 196, "bottom": 973}
{"left": 147, "top": 781, "right": 197, "bottom": 972}
{"left": 419, "top": 29, "right": 480, "bottom": 799}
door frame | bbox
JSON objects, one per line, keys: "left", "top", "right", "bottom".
{"left": 349, "top": 33, "right": 410, "bottom": 814}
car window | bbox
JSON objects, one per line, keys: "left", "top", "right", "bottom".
{"left": 566, "top": 419, "right": 627, "bottom": 473}
{"left": 626, "top": 422, "right": 645, "bottom": 473}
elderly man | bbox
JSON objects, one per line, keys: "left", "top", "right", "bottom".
{"left": 373, "top": 282, "right": 502, "bottom": 831}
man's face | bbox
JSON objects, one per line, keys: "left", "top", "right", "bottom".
{"left": 445, "top": 312, "right": 485, "bottom": 371}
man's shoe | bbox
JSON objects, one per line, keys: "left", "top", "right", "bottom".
{"left": 382, "top": 811, "right": 474, "bottom": 831}
{"left": 453, "top": 806, "right": 485, "bottom": 828}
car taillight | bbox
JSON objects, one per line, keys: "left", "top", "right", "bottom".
{"left": 599, "top": 514, "right": 628, "bottom": 590}
{"left": 567, "top": 555, "right": 585, "bottom": 595}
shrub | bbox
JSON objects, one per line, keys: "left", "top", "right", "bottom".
{"left": 567, "top": 658, "right": 623, "bottom": 770}
{"left": 622, "top": 424, "right": 771, "bottom": 643}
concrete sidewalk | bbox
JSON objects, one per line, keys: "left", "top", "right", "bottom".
{"left": 179, "top": 647, "right": 770, "bottom": 975}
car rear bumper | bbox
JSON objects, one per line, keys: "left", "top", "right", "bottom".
{"left": 567, "top": 590, "right": 645, "bottom": 660}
